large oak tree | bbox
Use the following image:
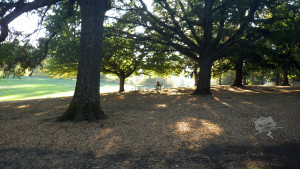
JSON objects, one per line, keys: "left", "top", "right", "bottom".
{"left": 117, "top": 0, "right": 264, "bottom": 94}
{"left": 0, "top": 0, "right": 110, "bottom": 122}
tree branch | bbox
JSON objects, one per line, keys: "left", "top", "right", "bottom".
{"left": 178, "top": 1, "right": 202, "bottom": 46}
{"left": 212, "top": 0, "right": 235, "bottom": 12}
{"left": 138, "top": 0, "right": 200, "bottom": 53}
{"left": 0, "top": 0, "right": 62, "bottom": 43}
{"left": 213, "top": 5, "right": 226, "bottom": 47}
{"left": 213, "top": 0, "right": 260, "bottom": 60}
{"left": 109, "top": 17, "right": 188, "bottom": 49}
{"left": 159, "top": 0, "right": 200, "bottom": 51}
{"left": 202, "top": 0, "right": 214, "bottom": 51}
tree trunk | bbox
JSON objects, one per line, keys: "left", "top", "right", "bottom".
{"left": 119, "top": 76, "right": 126, "bottom": 92}
{"left": 275, "top": 73, "right": 281, "bottom": 85}
{"left": 193, "top": 62, "right": 199, "bottom": 86}
{"left": 232, "top": 59, "right": 243, "bottom": 86}
{"left": 193, "top": 58, "right": 213, "bottom": 95}
{"left": 57, "top": 0, "right": 108, "bottom": 122}
{"left": 243, "top": 75, "right": 247, "bottom": 85}
{"left": 282, "top": 68, "right": 290, "bottom": 86}
{"left": 218, "top": 60, "right": 222, "bottom": 85}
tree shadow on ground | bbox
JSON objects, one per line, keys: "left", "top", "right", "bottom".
{"left": 228, "top": 85, "right": 300, "bottom": 94}
{"left": 1, "top": 86, "right": 299, "bottom": 168}
{"left": 1, "top": 142, "right": 299, "bottom": 168}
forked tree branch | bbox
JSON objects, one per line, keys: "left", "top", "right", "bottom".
{"left": 0, "top": 0, "right": 62, "bottom": 43}
{"left": 213, "top": 0, "right": 260, "bottom": 60}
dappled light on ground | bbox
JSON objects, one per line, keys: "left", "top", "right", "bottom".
{"left": 202, "top": 103, "right": 221, "bottom": 118}
{"left": 200, "top": 119, "right": 223, "bottom": 136}
{"left": 0, "top": 86, "right": 299, "bottom": 168}
{"left": 176, "top": 121, "right": 191, "bottom": 133}
{"left": 174, "top": 118, "right": 223, "bottom": 149}
{"left": 155, "top": 103, "right": 168, "bottom": 108}
{"left": 92, "top": 129, "right": 114, "bottom": 141}
{"left": 239, "top": 100, "right": 265, "bottom": 109}
{"left": 212, "top": 96, "right": 232, "bottom": 108}
{"left": 215, "top": 85, "right": 300, "bottom": 94}
{"left": 91, "top": 129, "right": 122, "bottom": 157}
{"left": 16, "top": 104, "right": 30, "bottom": 109}
{"left": 103, "top": 136, "right": 121, "bottom": 154}
{"left": 33, "top": 110, "right": 52, "bottom": 117}
{"left": 245, "top": 160, "right": 266, "bottom": 169}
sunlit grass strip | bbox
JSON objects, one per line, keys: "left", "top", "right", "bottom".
{"left": 0, "top": 77, "right": 135, "bottom": 102}
{"left": 0, "top": 77, "right": 76, "bottom": 102}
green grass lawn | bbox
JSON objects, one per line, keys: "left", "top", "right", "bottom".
{"left": 0, "top": 76, "right": 136, "bottom": 102}
{"left": 0, "top": 76, "right": 76, "bottom": 102}
{"left": 0, "top": 76, "right": 173, "bottom": 102}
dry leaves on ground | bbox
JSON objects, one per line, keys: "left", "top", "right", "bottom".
{"left": 0, "top": 85, "right": 299, "bottom": 168}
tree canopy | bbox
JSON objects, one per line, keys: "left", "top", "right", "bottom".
{"left": 1, "top": 0, "right": 111, "bottom": 122}
{"left": 0, "top": 0, "right": 299, "bottom": 122}
{"left": 114, "top": 0, "right": 266, "bottom": 94}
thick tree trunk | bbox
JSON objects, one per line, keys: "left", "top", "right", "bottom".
{"left": 282, "top": 68, "right": 290, "bottom": 86}
{"left": 193, "top": 62, "right": 199, "bottom": 86}
{"left": 57, "top": 0, "right": 108, "bottom": 122}
{"left": 232, "top": 59, "right": 243, "bottom": 86}
{"left": 119, "top": 76, "right": 126, "bottom": 92}
{"left": 243, "top": 75, "right": 247, "bottom": 85}
{"left": 275, "top": 73, "right": 281, "bottom": 85}
{"left": 193, "top": 58, "right": 213, "bottom": 95}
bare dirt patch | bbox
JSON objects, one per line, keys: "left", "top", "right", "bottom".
{"left": 0, "top": 85, "right": 299, "bottom": 168}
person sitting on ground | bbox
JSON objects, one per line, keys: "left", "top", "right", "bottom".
{"left": 156, "top": 81, "right": 163, "bottom": 89}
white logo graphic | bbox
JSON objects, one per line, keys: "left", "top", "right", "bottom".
{"left": 252, "top": 116, "right": 283, "bottom": 139}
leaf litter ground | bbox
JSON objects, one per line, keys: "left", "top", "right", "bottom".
{"left": 0, "top": 85, "right": 299, "bottom": 168}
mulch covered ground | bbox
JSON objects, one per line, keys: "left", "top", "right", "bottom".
{"left": 0, "top": 85, "right": 299, "bottom": 168}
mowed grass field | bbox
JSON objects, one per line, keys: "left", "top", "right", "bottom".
{"left": 0, "top": 76, "right": 131, "bottom": 102}
{"left": 0, "top": 77, "right": 76, "bottom": 102}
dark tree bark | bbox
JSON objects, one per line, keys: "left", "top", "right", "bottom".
{"left": 118, "top": 75, "right": 126, "bottom": 92}
{"left": 275, "top": 73, "right": 281, "bottom": 85}
{"left": 243, "top": 61, "right": 248, "bottom": 85}
{"left": 281, "top": 68, "right": 290, "bottom": 86}
{"left": 57, "top": 0, "right": 110, "bottom": 122}
{"left": 193, "top": 57, "right": 213, "bottom": 95}
{"left": 101, "top": 68, "right": 135, "bottom": 93}
{"left": 243, "top": 75, "right": 247, "bottom": 85}
{"left": 193, "top": 62, "right": 199, "bottom": 86}
{"left": 232, "top": 59, "right": 243, "bottom": 86}
{"left": 218, "top": 60, "right": 222, "bottom": 85}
